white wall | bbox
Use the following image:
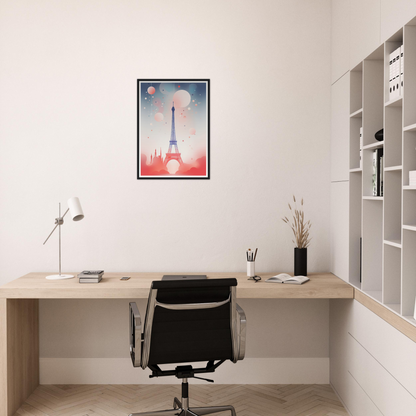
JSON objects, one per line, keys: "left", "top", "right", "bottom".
{"left": 331, "top": 0, "right": 416, "bottom": 81}
{"left": 0, "top": 0, "right": 332, "bottom": 381}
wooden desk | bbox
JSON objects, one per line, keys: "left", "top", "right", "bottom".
{"left": 0, "top": 272, "right": 352, "bottom": 416}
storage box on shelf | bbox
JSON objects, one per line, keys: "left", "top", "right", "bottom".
{"left": 348, "top": 17, "right": 416, "bottom": 327}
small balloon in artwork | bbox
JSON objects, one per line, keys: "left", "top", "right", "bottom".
{"left": 154, "top": 113, "right": 164, "bottom": 122}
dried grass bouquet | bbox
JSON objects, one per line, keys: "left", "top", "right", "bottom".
{"left": 282, "top": 196, "right": 312, "bottom": 248}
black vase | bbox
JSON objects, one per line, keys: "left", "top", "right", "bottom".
{"left": 294, "top": 248, "right": 307, "bottom": 276}
{"left": 375, "top": 128, "right": 383, "bottom": 141}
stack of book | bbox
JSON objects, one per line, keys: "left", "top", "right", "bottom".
{"left": 409, "top": 171, "right": 416, "bottom": 187}
{"left": 78, "top": 270, "right": 104, "bottom": 283}
{"left": 372, "top": 148, "right": 384, "bottom": 196}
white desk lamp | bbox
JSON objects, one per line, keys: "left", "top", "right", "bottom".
{"left": 43, "top": 197, "right": 84, "bottom": 280}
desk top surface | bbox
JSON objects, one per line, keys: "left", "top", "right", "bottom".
{"left": 0, "top": 272, "right": 354, "bottom": 299}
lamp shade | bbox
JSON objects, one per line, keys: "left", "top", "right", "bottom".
{"left": 67, "top": 197, "right": 84, "bottom": 221}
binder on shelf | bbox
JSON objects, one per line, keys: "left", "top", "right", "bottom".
{"left": 390, "top": 47, "right": 401, "bottom": 100}
{"left": 395, "top": 47, "right": 401, "bottom": 98}
{"left": 389, "top": 51, "right": 394, "bottom": 100}
{"left": 400, "top": 44, "right": 404, "bottom": 96}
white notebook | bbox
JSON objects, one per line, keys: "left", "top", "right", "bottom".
{"left": 265, "top": 273, "right": 310, "bottom": 285}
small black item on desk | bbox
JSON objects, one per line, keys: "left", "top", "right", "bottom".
{"left": 248, "top": 275, "right": 261, "bottom": 282}
{"left": 121, "top": 276, "right": 131, "bottom": 280}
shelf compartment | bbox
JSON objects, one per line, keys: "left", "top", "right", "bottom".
{"left": 362, "top": 145, "right": 384, "bottom": 198}
{"left": 403, "top": 24, "right": 416, "bottom": 128}
{"left": 350, "top": 63, "right": 363, "bottom": 114}
{"left": 350, "top": 117, "right": 363, "bottom": 170}
{"left": 402, "top": 131, "right": 416, "bottom": 186}
{"left": 403, "top": 178, "right": 416, "bottom": 228}
{"left": 362, "top": 199, "right": 383, "bottom": 293}
{"left": 363, "top": 58, "right": 384, "bottom": 147}
{"left": 402, "top": 230, "right": 416, "bottom": 317}
{"left": 349, "top": 171, "right": 362, "bottom": 288}
{"left": 384, "top": 170, "right": 402, "bottom": 242}
{"left": 384, "top": 106, "right": 403, "bottom": 168}
{"left": 383, "top": 244, "right": 401, "bottom": 307}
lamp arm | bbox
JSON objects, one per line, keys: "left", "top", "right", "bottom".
{"left": 43, "top": 208, "right": 70, "bottom": 245}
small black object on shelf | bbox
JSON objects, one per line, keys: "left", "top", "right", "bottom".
{"left": 375, "top": 128, "right": 383, "bottom": 141}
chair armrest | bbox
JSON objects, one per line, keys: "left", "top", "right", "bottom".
{"left": 129, "top": 302, "right": 142, "bottom": 368}
{"left": 236, "top": 303, "right": 246, "bottom": 360}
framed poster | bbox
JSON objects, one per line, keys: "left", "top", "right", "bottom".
{"left": 137, "top": 79, "right": 210, "bottom": 179}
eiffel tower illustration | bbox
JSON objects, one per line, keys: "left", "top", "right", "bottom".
{"left": 164, "top": 102, "right": 183, "bottom": 167}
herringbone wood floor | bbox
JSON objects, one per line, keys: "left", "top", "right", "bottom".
{"left": 15, "top": 384, "right": 349, "bottom": 416}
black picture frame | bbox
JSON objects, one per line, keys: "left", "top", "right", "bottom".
{"left": 137, "top": 79, "right": 210, "bottom": 180}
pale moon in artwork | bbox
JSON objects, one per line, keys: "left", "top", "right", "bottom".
{"left": 154, "top": 113, "right": 164, "bottom": 122}
{"left": 166, "top": 160, "right": 180, "bottom": 174}
{"left": 173, "top": 90, "right": 191, "bottom": 107}
{"left": 147, "top": 86, "right": 156, "bottom": 94}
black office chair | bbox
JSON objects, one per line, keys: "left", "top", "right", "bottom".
{"left": 129, "top": 278, "right": 246, "bottom": 416}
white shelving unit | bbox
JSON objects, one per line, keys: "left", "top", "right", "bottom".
{"left": 348, "top": 18, "right": 416, "bottom": 327}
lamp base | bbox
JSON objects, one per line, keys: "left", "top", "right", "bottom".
{"left": 46, "top": 274, "right": 74, "bottom": 280}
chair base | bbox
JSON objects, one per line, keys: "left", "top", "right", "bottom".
{"left": 129, "top": 396, "right": 236, "bottom": 416}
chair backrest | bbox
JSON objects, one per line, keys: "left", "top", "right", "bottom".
{"left": 141, "top": 278, "right": 238, "bottom": 368}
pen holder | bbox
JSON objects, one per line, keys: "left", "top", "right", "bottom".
{"left": 247, "top": 261, "right": 255, "bottom": 277}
